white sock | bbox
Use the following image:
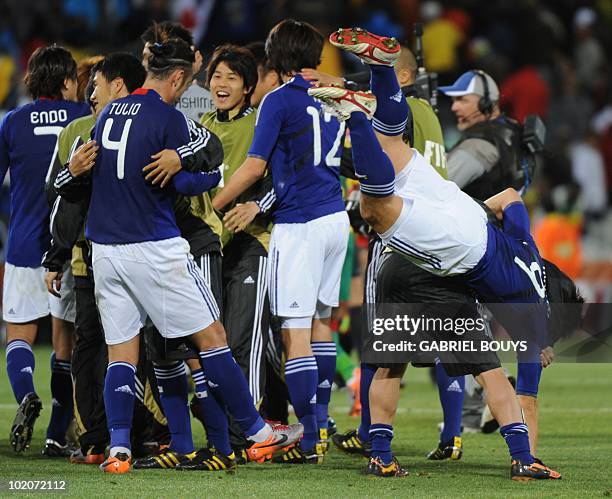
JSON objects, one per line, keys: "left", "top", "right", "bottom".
{"left": 110, "top": 446, "right": 131, "bottom": 458}
{"left": 249, "top": 423, "right": 272, "bottom": 443}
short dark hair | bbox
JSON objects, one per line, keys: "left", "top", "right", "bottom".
{"left": 141, "top": 21, "right": 194, "bottom": 47}
{"left": 85, "top": 60, "right": 103, "bottom": 108}
{"left": 97, "top": 52, "right": 146, "bottom": 93}
{"left": 206, "top": 44, "right": 258, "bottom": 104}
{"left": 147, "top": 38, "right": 194, "bottom": 80}
{"left": 24, "top": 45, "right": 77, "bottom": 99}
{"left": 265, "top": 19, "right": 323, "bottom": 75}
{"left": 244, "top": 41, "right": 274, "bottom": 75}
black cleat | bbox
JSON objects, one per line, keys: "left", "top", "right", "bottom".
{"left": 511, "top": 459, "right": 562, "bottom": 481}
{"left": 176, "top": 448, "right": 236, "bottom": 472}
{"left": 132, "top": 449, "right": 196, "bottom": 470}
{"left": 365, "top": 456, "right": 409, "bottom": 477}
{"left": 10, "top": 393, "right": 42, "bottom": 452}
{"left": 272, "top": 443, "right": 322, "bottom": 464}
{"left": 42, "top": 438, "right": 74, "bottom": 457}
{"left": 427, "top": 436, "right": 463, "bottom": 460}
{"left": 331, "top": 429, "right": 369, "bottom": 456}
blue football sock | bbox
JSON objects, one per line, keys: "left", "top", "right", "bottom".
{"left": 104, "top": 362, "right": 136, "bottom": 455}
{"left": 153, "top": 361, "right": 194, "bottom": 455}
{"left": 191, "top": 368, "right": 231, "bottom": 456}
{"left": 370, "top": 423, "right": 394, "bottom": 464}
{"left": 500, "top": 422, "right": 534, "bottom": 464}
{"left": 311, "top": 342, "right": 336, "bottom": 431}
{"left": 358, "top": 362, "right": 376, "bottom": 442}
{"left": 285, "top": 356, "right": 318, "bottom": 452}
{"left": 198, "top": 347, "right": 265, "bottom": 438}
{"left": 516, "top": 362, "right": 542, "bottom": 397}
{"left": 346, "top": 112, "right": 395, "bottom": 197}
{"left": 435, "top": 362, "right": 464, "bottom": 443}
{"left": 370, "top": 65, "right": 409, "bottom": 136}
{"left": 46, "top": 353, "right": 73, "bottom": 445}
{"left": 6, "top": 340, "right": 36, "bottom": 403}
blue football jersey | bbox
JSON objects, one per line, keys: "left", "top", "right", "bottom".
{"left": 86, "top": 89, "right": 205, "bottom": 244}
{"left": 0, "top": 99, "right": 89, "bottom": 267}
{"left": 248, "top": 75, "right": 346, "bottom": 223}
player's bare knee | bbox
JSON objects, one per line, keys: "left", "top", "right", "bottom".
{"left": 191, "top": 320, "right": 227, "bottom": 350}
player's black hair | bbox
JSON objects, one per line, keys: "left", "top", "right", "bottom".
{"left": 24, "top": 45, "right": 77, "bottom": 99}
{"left": 244, "top": 41, "right": 274, "bottom": 75}
{"left": 265, "top": 19, "right": 323, "bottom": 75}
{"left": 206, "top": 44, "right": 258, "bottom": 105}
{"left": 97, "top": 52, "right": 147, "bottom": 93}
{"left": 141, "top": 21, "right": 194, "bottom": 47}
{"left": 85, "top": 60, "right": 103, "bottom": 109}
{"left": 147, "top": 38, "right": 194, "bottom": 80}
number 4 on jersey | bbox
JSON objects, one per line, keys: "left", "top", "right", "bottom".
{"left": 102, "top": 118, "right": 132, "bottom": 179}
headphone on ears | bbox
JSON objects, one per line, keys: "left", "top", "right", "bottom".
{"left": 473, "top": 70, "right": 493, "bottom": 116}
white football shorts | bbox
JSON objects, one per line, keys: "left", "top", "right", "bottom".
{"left": 268, "top": 210, "right": 350, "bottom": 318}
{"left": 92, "top": 237, "right": 219, "bottom": 345}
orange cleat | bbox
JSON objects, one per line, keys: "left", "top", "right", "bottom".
{"left": 247, "top": 423, "right": 303, "bottom": 462}
{"left": 70, "top": 447, "right": 105, "bottom": 465}
{"left": 348, "top": 367, "right": 362, "bottom": 417}
{"left": 99, "top": 452, "right": 131, "bottom": 474}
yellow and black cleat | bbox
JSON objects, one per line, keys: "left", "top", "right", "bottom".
{"left": 427, "top": 436, "right": 463, "bottom": 460}
{"left": 176, "top": 448, "right": 237, "bottom": 472}
{"left": 272, "top": 443, "right": 322, "bottom": 464}
{"left": 331, "top": 429, "right": 369, "bottom": 456}
{"left": 318, "top": 428, "right": 329, "bottom": 454}
{"left": 132, "top": 449, "right": 195, "bottom": 470}
{"left": 365, "top": 456, "right": 409, "bottom": 477}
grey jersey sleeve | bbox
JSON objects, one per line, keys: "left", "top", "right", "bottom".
{"left": 447, "top": 138, "right": 500, "bottom": 188}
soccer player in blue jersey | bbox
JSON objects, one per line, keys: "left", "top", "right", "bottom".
{"left": 0, "top": 46, "right": 89, "bottom": 454}
{"left": 213, "top": 20, "right": 350, "bottom": 463}
{"left": 309, "top": 28, "right": 561, "bottom": 481}
{"left": 85, "top": 38, "right": 301, "bottom": 474}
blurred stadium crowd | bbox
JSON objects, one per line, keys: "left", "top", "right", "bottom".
{"left": 0, "top": 0, "right": 610, "bottom": 303}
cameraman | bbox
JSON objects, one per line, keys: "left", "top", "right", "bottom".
{"left": 441, "top": 70, "right": 524, "bottom": 197}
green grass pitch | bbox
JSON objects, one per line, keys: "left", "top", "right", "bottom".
{"left": 0, "top": 347, "right": 611, "bottom": 498}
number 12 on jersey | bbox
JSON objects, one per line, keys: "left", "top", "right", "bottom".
{"left": 102, "top": 118, "right": 132, "bottom": 179}
{"left": 306, "top": 106, "right": 345, "bottom": 168}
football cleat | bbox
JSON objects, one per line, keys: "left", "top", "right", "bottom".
{"left": 234, "top": 448, "right": 249, "bottom": 465}
{"left": 246, "top": 423, "right": 303, "bottom": 462}
{"left": 327, "top": 416, "right": 337, "bottom": 437}
{"left": 70, "top": 446, "right": 106, "bottom": 465}
{"left": 331, "top": 429, "right": 369, "bottom": 456}
{"left": 132, "top": 449, "right": 196, "bottom": 470}
{"left": 348, "top": 368, "right": 362, "bottom": 417}
{"left": 427, "top": 436, "right": 463, "bottom": 461}
{"left": 41, "top": 438, "right": 74, "bottom": 458}
{"left": 511, "top": 459, "right": 562, "bottom": 481}
{"left": 318, "top": 428, "right": 329, "bottom": 454}
{"left": 100, "top": 452, "right": 131, "bottom": 474}
{"left": 10, "top": 392, "right": 42, "bottom": 452}
{"left": 329, "top": 27, "right": 400, "bottom": 66}
{"left": 365, "top": 456, "right": 409, "bottom": 477}
{"left": 307, "top": 86, "right": 377, "bottom": 121}
{"left": 272, "top": 443, "right": 322, "bottom": 464}
{"left": 176, "top": 448, "right": 236, "bottom": 472}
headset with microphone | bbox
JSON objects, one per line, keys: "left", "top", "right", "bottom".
{"left": 473, "top": 69, "right": 494, "bottom": 117}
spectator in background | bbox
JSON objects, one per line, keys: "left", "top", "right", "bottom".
{"left": 570, "top": 130, "right": 608, "bottom": 224}
{"left": 421, "top": 1, "right": 466, "bottom": 76}
{"left": 573, "top": 7, "right": 605, "bottom": 93}
{"left": 500, "top": 65, "right": 550, "bottom": 124}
